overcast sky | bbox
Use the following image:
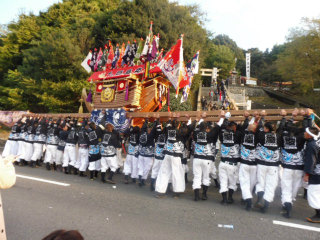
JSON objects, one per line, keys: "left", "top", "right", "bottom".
{"left": 1, "top": 0, "right": 320, "bottom": 51}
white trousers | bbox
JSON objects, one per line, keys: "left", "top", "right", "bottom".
{"left": 20, "top": 141, "right": 28, "bottom": 160}
{"left": 116, "top": 148, "right": 123, "bottom": 167}
{"left": 62, "top": 144, "right": 76, "bottom": 167}
{"left": 239, "top": 163, "right": 257, "bottom": 200}
{"left": 255, "top": 164, "right": 279, "bottom": 202}
{"left": 219, "top": 161, "right": 238, "bottom": 193}
{"left": 155, "top": 155, "right": 185, "bottom": 193}
{"left": 16, "top": 141, "right": 24, "bottom": 162}
{"left": 308, "top": 184, "right": 320, "bottom": 209}
{"left": 123, "top": 154, "right": 139, "bottom": 178}
{"left": 151, "top": 159, "right": 163, "bottom": 179}
{"left": 101, "top": 155, "right": 118, "bottom": 172}
{"left": 55, "top": 149, "right": 64, "bottom": 165}
{"left": 44, "top": 145, "right": 57, "bottom": 164}
{"left": 2, "top": 140, "right": 18, "bottom": 157}
{"left": 192, "top": 158, "right": 212, "bottom": 189}
{"left": 31, "top": 143, "right": 43, "bottom": 161}
{"left": 281, "top": 168, "right": 304, "bottom": 204}
{"left": 138, "top": 155, "right": 153, "bottom": 180}
{"left": 210, "top": 162, "right": 218, "bottom": 179}
{"left": 88, "top": 160, "right": 101, "bottom": 171}
{"left": 11, "top": 140, "right": 18, "bottom": 156}
{"left": 24, "top": 142, "right": 33, "bottom": 161}
{"left": 78, "top": 147, "right": 89, "bottom": 172}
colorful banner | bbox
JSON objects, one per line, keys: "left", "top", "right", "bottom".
{"left": 90, "top": 109, "right": 130, "bottom": 133}
{"left": 88, "top": 63, "right": 161, "bottom": 82}
{"left": 0, "top": 111, "right": 29, "bottom": 127}
{"left": 158, "top": 36, "right": 184, "bottom": 90}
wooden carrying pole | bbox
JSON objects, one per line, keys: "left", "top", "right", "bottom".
{"left": 22, "top": 109, "right": 307, "bottom": 122}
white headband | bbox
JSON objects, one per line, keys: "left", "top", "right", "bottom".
{"left": 306, "top": 127, "right": 320, "bottom": 140}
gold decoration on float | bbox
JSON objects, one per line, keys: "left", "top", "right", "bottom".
{"left": 101, "top": 83, "right": 115, "bottom": 102}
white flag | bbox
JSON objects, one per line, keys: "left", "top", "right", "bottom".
{"left": 81, "top": 51, "right": 92, "bottom": 73}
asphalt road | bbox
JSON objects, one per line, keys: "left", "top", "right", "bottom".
{"left": 1, "top": 163, "right": 320, "bottom": 240}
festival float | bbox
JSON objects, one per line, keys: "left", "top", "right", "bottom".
{"left": 80, "top": 22, "right": 199, "bottom": 127}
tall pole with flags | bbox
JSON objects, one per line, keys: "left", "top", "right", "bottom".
{"left": 143, "top": 21, "right": 153, "bottom": 81}
{"left": 176, "top": 34, "right": 184, "bottom": 97}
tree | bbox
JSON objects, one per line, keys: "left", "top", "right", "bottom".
{"left": 204, "top": 43, "right": 235, "bottom": 80}
{"left": 160, "top": 91, "right": 192, "bottom": 112}
{"left": 276, "top": 18, "right": 320, "bottom": 110}
{"left": 277, "top": 19, "right": 320, "bottom": 89}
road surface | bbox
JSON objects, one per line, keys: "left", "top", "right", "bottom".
{"left": 1, "top": 164, "right": 320, "bottom": 240}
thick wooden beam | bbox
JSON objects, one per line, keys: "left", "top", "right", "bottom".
{"left": 126, "top": 109, "right": 304, "bottom": 118}
{"left": 21, "top": 109, "right": 307, "bottom": 122}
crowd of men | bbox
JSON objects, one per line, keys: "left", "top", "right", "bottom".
{"left": 2, "top": 109, "right": 320, "bottom": 223}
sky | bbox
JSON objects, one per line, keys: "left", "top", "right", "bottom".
{"left": 0, "top": 0, "right": 320, "bottom": 51}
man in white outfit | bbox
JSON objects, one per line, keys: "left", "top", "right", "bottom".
{"left": 24, "top": 118, "right": 35, "bottom": 166}
{"left": 44, "top": 120, "right": 60, "bottom": 170}
{"left": 280, "top": 110, "right": 310, "bottom": 218}
{"left": 192, "top": 115, "right": 221, "bottom": 201}
{"left": 255, "top": 110, "right": 286, "bottom": 213}
{"left": 218, "top": 112, "right": 241, "bottom": 205}
{"left": 100, "top": 123, "right": 120, "bottom": 184}
{"left": 31, "top": 118, "right": 47, "bottom": 167}
{"left": 239, "top": 116, "right": 257, "bottom": 211}
{"left": 150, "top": 120, "right": 166, "bottom": 191}
{"left": 137, "top": 119, "right": 157, "bottom": 187}
{"left": 123, "top": 125, "right": 140, "bottom": 184}
{"left": 2, "top": 122, "right": 20, "bottom": 158}
{"left": 303, "top": 127, "right": 320, "bottom": 223}
{"left": 155, "top": 114, "right": 194, "bottom": 197}
{"left": 77, "top": 120, "right": 90, "bottom": 177}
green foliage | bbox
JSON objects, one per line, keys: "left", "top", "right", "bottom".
{"left": 213, "top": 34, "right": 244, "bottom": 61}
{"left": 19, "top": 28, "right": 84, "bottom": 82}
{"left": 275, "top": 18, "right": 320, "bottom": 112}
{"left": 204, "top": 43, "right": 235, "bottom": 80}
{"left": 235, "top": 45, "right": 286, "bottom": 84}
{"left": 277, "top": 19, "right": 320, "bottom": 93}
{"left": 160, "top": 91, "right": 192, "bottom": 112}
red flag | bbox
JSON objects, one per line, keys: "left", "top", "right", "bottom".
{"left": 117, "top": 43, "right": 126, "bottom": 68}
{"left": 117, "top": 80, "right": 126, "bottom": 91}
{"left": 106, "top": 44, "right": 114, "bottom": 69}
{"left": 178, "top": 63, "right": 189, "bottom": 89}
{"left": 158, "top": 36, "right": 184, "bottom": 90}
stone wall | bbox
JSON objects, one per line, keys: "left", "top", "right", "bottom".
{"left": 227, "top": 85, "right": 267, "bottom": 97}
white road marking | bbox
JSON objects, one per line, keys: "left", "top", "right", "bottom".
{"left": 273, "top": 220, "right": 320, "bottom": 232}
{"left": 16, "top": 174, "right": 70, "bottom": 187}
